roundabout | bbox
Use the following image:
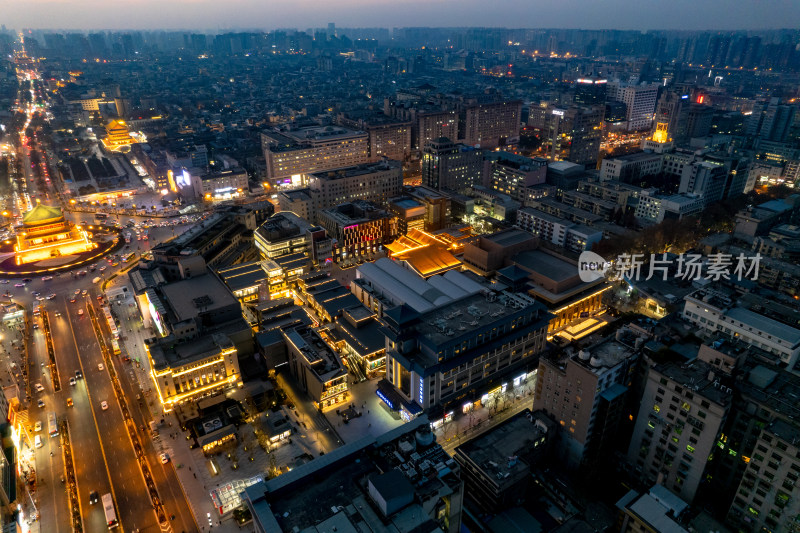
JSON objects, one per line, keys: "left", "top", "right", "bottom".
{"left": 0, "top": 222, "right": 124, "bottom": 277}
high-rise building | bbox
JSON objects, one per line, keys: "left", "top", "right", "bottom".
{"left": 261, "top": 125, "right": 369, "bottom": 187}
{"left": 726, "top": 420, "right": 800, "bottom": 532}
{"left": 421, "top": 137, "right": 483, "bottom": 194}
{"left": 306, "top": 159, "right": 403, "bottom": 220}
{"left": 686, "top": 104, "right": 714, "bottom": 139}
{"left": 461, "top": 100, "right": 522, "bottom": 149}
{"left": 574, "top": 76, "right": 608, "bottom": 105}
{"left": 534, "top": 333, "right": 640, "bottom": 470}
{"left": 628, "top": 359, "right": 731, "bottom": 503}
{"left": 607, "top": 82, "right": 659, "bottom": 132}
{"left": 654, "top": 90, "right": 691, "bottom": 145}
{"left": 541, "top": 104, "right": 605, "bottom": 167}
{"left": 746, "top": 98, "right": 796, "bottom": 142}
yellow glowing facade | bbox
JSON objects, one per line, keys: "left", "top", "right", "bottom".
{"left": 102, "top": 119, "right": 133, "bottom": 151}
{"left": 651, "top": 122, "right": 670, "bottom": 144}
{"left": 14, "top": 204, "right": 95, "bottom": 265}
{"left": 147, "top": 341, "right": 242, "bottom": 413}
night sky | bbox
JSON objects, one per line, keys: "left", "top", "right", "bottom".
{"left": 6, "top": 0, "right": 800, "bottom": 30}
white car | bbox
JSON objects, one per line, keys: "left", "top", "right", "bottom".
{"left": 14, "top": 283, "right": 25, "bottom": 288}
{"left": 98, "top": 363, "right": 104, "bottom": 371}
{"left": 100, "top": 401, "right": 108, "bottom": 411}
{"left": 0, "top": 280, "right": 8, "bottom": 284}
{"left": 46, "top": 293, "right": 56, "bottom": 300}
{"left": 159, "top": 452, "right": 170, "bottom": 464}
{"left": 34, "top": 421, "right": 42, "bottom": 432}
{"left": 41, "top": 276, "right": 53, "bottom": 281}
{"left": 35, "top": 383, "right": 44, "bottom": 393}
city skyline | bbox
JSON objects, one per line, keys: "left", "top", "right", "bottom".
{"left": 5, "top": 0, "right": 800, "bottom": 31}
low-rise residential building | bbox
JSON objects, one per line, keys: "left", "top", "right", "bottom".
{"left": 516, "top": 207, "right": 603, "bottom": 253}
{"left": 682, "top": 288, "right": 800, "bottom": 369}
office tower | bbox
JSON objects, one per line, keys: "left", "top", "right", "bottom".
{"left": 421, "top": 137, "right": 483, "bottom": 194}
{"left": 607, "top": 82, "right": 659, "bottom": 131}
{"left": 261, "top": 125, "right": 369, "bottom": 187}
{"left": 574, "top": 76, "right": 608, "bottom": 105}
{"left": 541, "top": 104, "right": 605, "bottom": 167}
{"left": 686, "top": 104, "right": 714, "bottom": 139}
{"left": 483, "top": 151, "right": 547, "bottom": 202}
{"left": 534, "top": 334, "right": 640, "bottom": 470}
{"left": 628, "top": 360, "right": 731, "bottom": 503}
{"left": 327, "top": 22, "right": 336, "bottom": 39}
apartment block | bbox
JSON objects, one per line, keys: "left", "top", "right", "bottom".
{"left": 628, "top": 360, "right": 731, "bottom": 503}
{"left": 534, "top": 336, "right": 639, "bottom": 470}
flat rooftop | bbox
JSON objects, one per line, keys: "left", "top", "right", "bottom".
{"left": 656, "top": 360, "right": 732, "bottom": 407}
{"left": 309, "top": 160, "right": 400, "bottom": 179}
{"left": 455, "top": 410, "right": 552, "bottom": 490}
{"left": 161, "top": 274, "right": 239, "bottom": 323}
{"left": 484, "top": 228, "right": 536, "bottom": 248}
{"left": 513, "top": 250, "right": 576, "bottom": 284}
{"left": 571, "top": 339, "right": 634, "bottom": 374}
{"left": 215, "top": 261, "right": 266, "bottom": 292}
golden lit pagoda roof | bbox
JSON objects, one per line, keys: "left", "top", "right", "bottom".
{"left": 22, "top": 204, "right": 64, "bottom": 225}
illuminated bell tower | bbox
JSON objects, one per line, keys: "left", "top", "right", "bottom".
{"left": 641, "top": 121, "right": 674, "bottom": 153}
{"left": 652, "top": 122, "right": 670, "bottom": 144}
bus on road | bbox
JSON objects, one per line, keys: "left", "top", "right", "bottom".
{"left": 47, "top": 412, "right": 58, "bottom": 437}
{"left": 101, "top": 493, "right": 118, "bottom": 529}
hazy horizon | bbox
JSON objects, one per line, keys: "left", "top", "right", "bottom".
{"left": 6, "top": 0, "right": 800, "bottom": 32}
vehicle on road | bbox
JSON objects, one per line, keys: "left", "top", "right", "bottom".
{"left": 77, "top": 309, "right": 84, "bottom": 317}
{"left": 41, "top": 276, "right": 53, "bottom": 281}
{"left": 81, "top": 289, "right": 88, "bottom": 296}
{"left": 46, "top": 293, "right": 56, "bottom": 299}
{"left": 74, "top": 289, "right": 80, "bottom": 295}
{"left": 102, "top": 493, "right": 118, "bottom": 528}
{"left": 37, "top": 399, "right": 44, "bottom": 408}
{"left": 98, "top": 363, "right": 104, "bottom": 371}
{"left": 69, "top": 377, "right": 76, "bottom": 386}
{"left": 0, "top": 280, "right": 8, "bottom": 284}
{"left": 34, "top": 435, "right": 42, "bottom": 448}
{"left": 89, "top": 491, "right": 99, "bottom": 505}
{"left": 14, "top": 283, "right": 24, "bottom": 288}
{"left": 100, "top": 401, "right": 108, "bottom": 410}
{"left": 160, "top": 452, "right": 170, "bottom": 464}
{"left": 34, "top": 421, "right": 42, "bottom": 432}
{"left": 69, "top": 298, "right": 76, "bottom": 303}
{"left": 22, "top": 278, "right": 31, "bottom": 283}
{"left": 34, "top": 383, "right": 44, "bottom": 393}
{"left": 66, "top": 398, "right": 73, "bottom": 408}
{"left": 54, "top": 311, "right": 61, "bottom": 317}
{"left": 99, "top": 266, "right": 107, "bottom": 271}
{"left": 75, "top": 370, "right": 82, "bottom": 379}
